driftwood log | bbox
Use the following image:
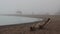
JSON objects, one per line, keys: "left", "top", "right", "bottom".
{"left": 30, "top": 18, "right": 50, "bottom": 31}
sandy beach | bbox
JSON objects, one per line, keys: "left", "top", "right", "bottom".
{"left": 0, "top": 15, "right": 60, "bottom": 34}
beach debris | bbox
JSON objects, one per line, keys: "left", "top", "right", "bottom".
{"left": 30, "top": 18, "right": 50, "bottom": 31}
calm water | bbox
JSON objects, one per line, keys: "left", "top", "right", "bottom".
{"left": 0, "top": 16, "right": 43, "bottom": 26}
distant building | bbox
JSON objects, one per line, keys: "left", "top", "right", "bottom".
{"left": 16, "top": 11, "right": 22, "bottom": 15}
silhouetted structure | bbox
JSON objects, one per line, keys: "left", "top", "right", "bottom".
{"left": 16, "top": 11, "right": 22, "bottom": 15}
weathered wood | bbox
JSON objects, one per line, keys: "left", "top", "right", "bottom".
{"left": 30, "top": 18, "right": 50, "bottom": 31}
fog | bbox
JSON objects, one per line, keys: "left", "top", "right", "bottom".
{"left": 0, "top": 0, "right": 60, "bottom": 15}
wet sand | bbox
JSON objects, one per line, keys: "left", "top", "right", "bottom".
{"left": 0, "top": 15, "right": 60, "bottom": 34}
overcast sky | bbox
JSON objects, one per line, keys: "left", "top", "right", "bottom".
{"left": 0, "top": 0, "right": 60, "bottom": 15}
